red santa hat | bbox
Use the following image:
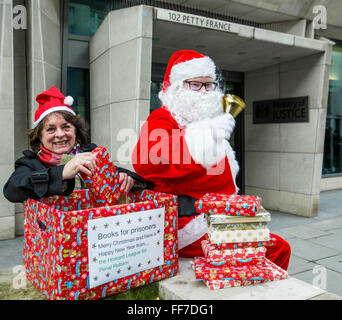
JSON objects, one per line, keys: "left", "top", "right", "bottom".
{"left": 33, "top": 86, "right": 76, "bottom": 128}
{"left": 161, "top": 50, "right": 217, "bottom": 92}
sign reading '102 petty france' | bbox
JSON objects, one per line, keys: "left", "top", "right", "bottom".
{"left": 253, "top": 96, "right": 309, "bottom": 124}
{"left": 88, "top": 207, "right": 165, "bottom": 289}
{"left": 155, "top": 8, "right": 240, "bottom": 34}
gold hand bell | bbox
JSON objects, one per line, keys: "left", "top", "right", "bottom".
{"left": 222, "top": 94, "right": 246, "bottom": 118}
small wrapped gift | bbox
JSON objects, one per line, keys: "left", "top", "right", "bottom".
{"left": 81, "top": 146, "right": 122, "bottom": 206}
{"left": 203, "top": 233, "right": 276, "bottom": 250}
{"left": 201, "top": 240, "right": 266, "bottom": 266}
{"left": 208, "top": 227, "right": 270, "bottom": 244}
{"left": 206, "top": 207, "right": 271, "bottom": 225}
{"left": 195, "top": 193, "right": 262, "bottom": 216}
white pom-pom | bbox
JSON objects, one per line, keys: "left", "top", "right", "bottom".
{"left": 64, "top": 96, "right": 74, "bottom": 106}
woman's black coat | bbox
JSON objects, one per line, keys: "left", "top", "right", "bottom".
{"left": 3, "top": 143, "right": 153, "bottom": 203}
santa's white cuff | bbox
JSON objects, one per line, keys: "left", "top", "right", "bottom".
{"left": 184, "top": 119, "right": 229, "bottom": 168}
{"left": 178, "top": 214, "right": 208, "bottom": 250}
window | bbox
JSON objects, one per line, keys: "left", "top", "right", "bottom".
{"left": 68, "top": 0, "right": 126, "bottom": 37}
{"left": 323, "top": 43, "right": 342, "bottom": 175}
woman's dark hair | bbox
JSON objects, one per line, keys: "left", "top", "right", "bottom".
{"left": 27, "top": 111, "right": 90, "bottom": 153}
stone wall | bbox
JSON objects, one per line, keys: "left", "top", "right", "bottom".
{"left": 244, "top": 46, "right": 332, "bottom": 217}
{"left": 89, "top": 5, "right": 153, "bottom": 170}
{"left": 0, "top": 0, "right": 15, "bottom": 239}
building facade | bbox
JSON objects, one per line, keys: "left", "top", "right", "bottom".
{"left": 1, "top": 0, "right": 342, "bottom": 239}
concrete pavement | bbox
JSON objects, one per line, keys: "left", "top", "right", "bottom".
{"left": 1, "top": 189, "right": 342, "bottom": 299}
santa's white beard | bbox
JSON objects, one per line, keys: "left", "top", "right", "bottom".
{"left": 159, "top": 84, "right": 224, "bottom": 128}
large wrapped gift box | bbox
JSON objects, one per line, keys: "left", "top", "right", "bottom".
{"left": 192, "top": 257, "right": 288, "bottom": 289}
{"left": 23, "top": 189, "right": 178, "bottom": 300}
{"left": 195, "top": 193, "right": 262, "bottom": 216}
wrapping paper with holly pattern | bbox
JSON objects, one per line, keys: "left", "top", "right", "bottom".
{"left": 201, "top": 240, "right": 266, "bottom": 266}
{"left": 23, "top": 189, "right": 178, "bottom": 300}
{"left": 195, "top": 193, "right": 262, "bottom": 216}
{"left": 192, "top": 257, "right": 288, "bottom": 288}
{"left": 80, "top": 146, "right": 122, "bottom": 207}
{"left": 208, "top": 227, "right": 270, "bottom": 244}
{"left": 203, "top": 257, "right": 288, "bottom": 290}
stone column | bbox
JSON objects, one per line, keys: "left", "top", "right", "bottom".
{"left": 26, "top": 0, "right": 62, "bottom": 127}
{"left": 13, "top": 0, "right": 28, "bottom": 236}
{"left": 89, "top": 5, "right": 153, "bottom": 170}
{"left": 244, "top": 43, "right": 333, "bottom": 217}
{"left": 0, "top": 0, "right": 14, "bottom": 239}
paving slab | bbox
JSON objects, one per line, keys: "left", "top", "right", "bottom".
{"left": 308, "top": 233, "right": 342, "bottom": 251}
{"left": 287, "top": 254, "right": 319, "bottom": 275}
{"left": 316, "top": 254, "right": 342, "bottom": 273}
{"left": 277, "top": 225, "right": 331, "bottom": 240}
{"left": 286, "top": 237, "right": 341, "bottom": 261}
{"left": 304, "top": 217, "right": 342, "bottom": 231}
{"left": 158, "top": 258, "right": 326, "bottom": 300}
{"left": 293, "top": 267, "right": 342, "bottom": 297}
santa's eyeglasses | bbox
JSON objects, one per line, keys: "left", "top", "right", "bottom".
{"left": 183, "top": 80, "right": 218, "bottom": 92}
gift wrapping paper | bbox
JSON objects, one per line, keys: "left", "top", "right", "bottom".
{"left": 208, "top": 222, "right": 268, "bottom": 231}
{"left": 23, "top": 189, "right": 178, "bottom": 300}
{"left": 191, "top": 257, "right": 288, "bottom": 289}
{"left": 201, "top": 240, "right": 266, "bottom": 266}
{"left": 203, "top": 233, "right": 276, "bottom": 249}
{"left": 208, "top": 227, "right": 270, "bottom": 244}
{"left": 195, "top": 193, "right": 262, "bottom": 216}
{"left": 206, "top": 208, "right": 271, "bottom": 225}
{"left": 81, "top": 146, "right": 122, "bottom": 207}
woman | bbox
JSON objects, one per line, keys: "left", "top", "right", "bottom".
{"left": 3, "top": 86, "right": 152, "bottom": 203}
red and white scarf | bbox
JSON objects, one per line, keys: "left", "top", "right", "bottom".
{"left": 37, "top": 144, "right": 82, "bottom": 168}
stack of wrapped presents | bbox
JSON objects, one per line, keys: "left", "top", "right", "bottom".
{"left": 192, "top": 193, "right": 288, "bottom": 290}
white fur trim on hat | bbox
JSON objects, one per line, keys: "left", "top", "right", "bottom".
{"left": 170, "top": 56, "right": 216, "bottom": 85}
{"left": 64, "top": 96, "right": 74, "bottom": 106}
{"left": 33, "top": 106, "right": 76, "bottom": 128}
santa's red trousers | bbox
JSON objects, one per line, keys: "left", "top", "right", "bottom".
{"left": 178, "top": 216, "right": 291, "bottom": 271}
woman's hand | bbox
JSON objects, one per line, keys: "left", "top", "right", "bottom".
{"left": 118, "top": 172, "right": 134, "bottom": 194}
{"left": 62, "top": 152, "right": 96, "bottom": 180}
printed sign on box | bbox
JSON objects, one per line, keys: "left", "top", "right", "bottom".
{"left": 88, "top": 207, "right": 165, "bottom": 289}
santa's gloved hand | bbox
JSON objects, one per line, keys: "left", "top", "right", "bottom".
{"left": 210, "top": 113, "right": 236, "bottom": 141}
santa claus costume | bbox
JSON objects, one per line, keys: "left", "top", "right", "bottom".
{"left": 132, "top": 50, "right": 291, "bottom": 270}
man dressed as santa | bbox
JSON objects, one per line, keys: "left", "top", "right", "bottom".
{"left": 132, "top": 50, "right": 291, "bottom": 270}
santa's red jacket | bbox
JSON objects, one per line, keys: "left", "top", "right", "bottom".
{"left": 132, "top": 107, "right": 239, "bottom": 198}
{"left": 132, "top": 107, "right": 291, "bottom": 270}
{"left": 132, "top": 107, "right": 238, "bottom": 249}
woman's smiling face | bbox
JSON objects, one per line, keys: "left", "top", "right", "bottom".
{"left": 40, "top": 112, "right": 76, "bottom": 154}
